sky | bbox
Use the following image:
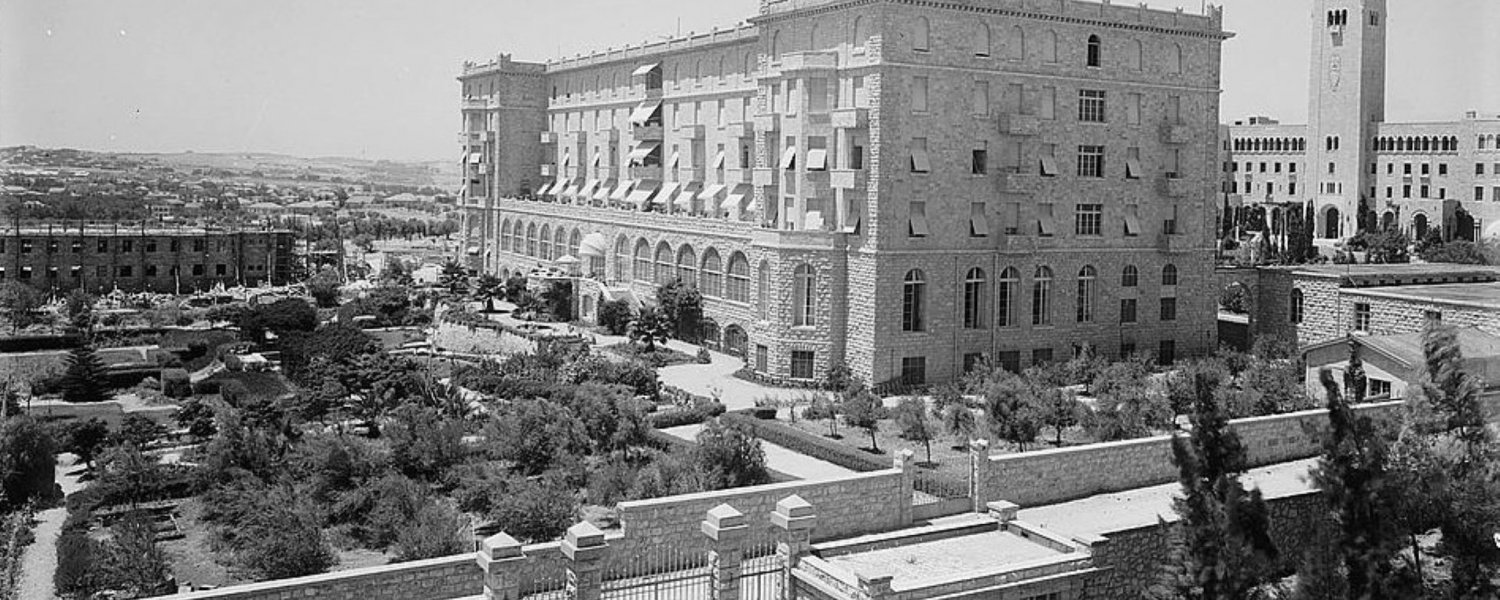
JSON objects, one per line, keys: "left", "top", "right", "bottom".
{"left": 0, "top": 0, "right": 1495, "bottom": 162}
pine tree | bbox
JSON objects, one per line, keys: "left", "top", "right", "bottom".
{"left": 1154, "top": 371, "right": 1278, "bottom": 600}
{"left": 61, "top": 346, "right": 109, "bottom": 404}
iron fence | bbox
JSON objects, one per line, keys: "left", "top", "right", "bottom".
{"left": 521, "top": 572, "right": 569, "bottom": 600}
{"left": 912, "top": 469, "right": 970, "bottom": 503}
{"left": 738, "top": 534, "right": 782, "bottom": 600}
{"left": 601, "top": 541, "right": 712, "bottom": 600}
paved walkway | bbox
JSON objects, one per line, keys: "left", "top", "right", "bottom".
{"left": 662, "top": 424, "right": 856, "bottom": 481}
{"left": 16, "top": 453, "right": 88, "bottom": 600}
{"left": 654, "top": 343, "right": 807, "bottom": 412}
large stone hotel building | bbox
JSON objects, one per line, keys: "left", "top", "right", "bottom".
{"left": 459, "top": 0, "right": 1230, "bottom": 386}
{"left": 1222, "top": 0, "right": 1500, "bottom": 247}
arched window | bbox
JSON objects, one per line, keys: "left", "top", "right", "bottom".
{"left": 1032, "top": 266, "right": 1053, "bottom": 326}
{"left": 902, "top": 269, "right": 926, "bottom": 331}
{"left": 633, "top": 239, "right": 651, "bottom": 281}
{"left": 700, "top": 249, "right": 722, "bottom": 297}
{"left": 744, "top": 52, "right": 755, "bottom": 78}
{"left": 1041, "top": 30, "right": 1058, "bottom": 62}
{"left": 963, "top": 267, "right": 987, "bottom": 329}
{"left": 1076, "top": 266, "right": 1097, "bottom": 323}
{"left": 500, "top": 219, "right": 512, "bottom": 252}
{"left": 1128, "top": 39, "right": 1143, "bottom": 70}
{"left": 569, "top": 228, "right": 582, "bottom": 257}
{"left": 1324, "top": 207, "right": 1341, "bottom": 239}
{"left": 998, "top": 267, "right": 1019, "bottom": 327}
{"left": 1086, "top": 34, "right": 1101, "bottom": 67}
{"left": 771, "top": 30, "right": 781, "bottom": 59}
{"left": 1480, "top": 135, "right": 1489, "bottom": 151}
{"left": 654, "top": 241, "right": 674, "bottom": 285}
{"left": 1007, "top": 26, "right": 1025, "bottom": 60}
{"left": 726, "top": 252, "right": 750, "bottom": 303}
{"left": 526, "top": 223, "right": 538, "bottom": 257}
{"left": 912, "top": 17, "right": 930, "bottom": 52}
{"left": 1122, "top": 265, "right": 1139, "bottom": 288}
{"left": 1290, "top": 288, "right": 1304, "bottom": 324}
{"left": 1161, "top": 264, "right": 1179, "bottom": 287}
{"left": 554, "top": 227, "right": 568, "bottom": 258}
{"left": 614, "top": 236, "right": 630, "bottom": 280}
{"left": 852, "top": 16, "right": 867, "bottom": 49}
{"left": 1169, "top": 43, "right": 1183, "bottom": 74}
{"left": 808, "top": 24, "right": 820, "bottom": 51}
{"left": 677, "top": 244, "right": 697, "bottom": 287}
{"left": 539, "top": 224, "right": 552, "bottom": 260}
{"left": 1413, "top": 213, "right": 1430, "bottom": 240}
{"left": 977, "top": 23, "right": 992, "bottom": 57}
{"left": 793, "top": 264, "right": 816, "bottom": 327}
{"left": 756, "top": 260, "right": 770, "bottom": 319}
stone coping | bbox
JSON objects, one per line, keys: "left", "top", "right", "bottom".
{"left": 889, "top": 554, "right": 1094, "bottom": 594}
{"left": 615, "top": 468, "right": 898, "bottom": 510}
{"left": 157, "top": 554, "right": 473, "bottom": 599}
{"left": 811, "top": 517, "right": 998, "bottom": 558}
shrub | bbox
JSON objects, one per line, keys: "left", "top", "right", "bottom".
{"left": 0, "top": 416, "right": 58, "bottom": 509}
{"left": 54, "top": 531, "right": 98, "bottom": 597}
{"left": 394, "top": 501, "right": 468, "bottom": 562}
{"left": 720, "top": 411, "right": 888, "bottom": 472}
{"left": 597, "top": 298, "right": 632, "bottom": 335}
{"left": 693, "top": 419, "right": 770, "bottom": 490}
{"left": 485, "top": 473, "right": 578, "bottom": 544}
{"left": 695, "top": 347, "right": 712, "bottom": 364}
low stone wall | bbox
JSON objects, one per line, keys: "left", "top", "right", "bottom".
{"left": 156, "top": 555, "right": 480, "bottom": 600}
{"left": 430, "top": 320, "right": 537, "bottom": 355}
{"left": 978, "top": 400, "right": 1408, "bottom": 507}
{"left": 614, "top": 468, "right": 910, "bottom": 557}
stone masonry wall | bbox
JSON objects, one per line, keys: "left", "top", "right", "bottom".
{"left": 430, "top": 320, "right": 538, "bottom": 356}
{"left": 155, "top": 555, "right": 479, "bottom": 600}
{"left": 1346, "top": 290, "right": 1500, "bottom": 338}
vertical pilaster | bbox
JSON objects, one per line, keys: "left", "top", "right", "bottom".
{"left": 562, "top": 522, "right": 608, "bottom": 600}
{"left": 771, "top": 494, "right": 816, "bottom": 600}
{"left": 476, "top": 532, "right": 525, "bottom": 600}
{"left": 702, "top": 503, "right": 749, "bottom": 600}
{"left": 969, "top": 438, "right": 991, "bottom": 513}
{"left": 894, "top": 448, "right": 915, "bottom": 527}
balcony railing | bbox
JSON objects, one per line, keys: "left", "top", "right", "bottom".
{"left": 633, "top": 124, "right": 664, "bottom": 141}
{"left": 629, "top": 165, "right": 663, "bottom": 180}
{"left": 677, "top": 124, "right": 705, "bottom": 139}
{"left": 540, "top": 132, "right": 559, "bottom": 144}
{"left": 461, "top": 97, "right": 497, "bottom": 110}
{"left": 723, "top": 122, "right": 754, "bottom": 138}
{"left": 831, "top": 108, "right": 868, "bottom": 130}
{"left": 540, "top": 164, "right": 557, "bottom": 177}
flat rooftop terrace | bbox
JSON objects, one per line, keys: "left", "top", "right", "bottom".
{"left": 1016, "top": 458, "right": 1317, "bottom": 540}
{"left": 1342, "top": 281, "right": 1500, "bottom": 311}
{"left": 1276, "top": 263, "right": 1500, "bottom": 286}
{"left": 823, "top": 527, "right": 1066, "bottom": 588}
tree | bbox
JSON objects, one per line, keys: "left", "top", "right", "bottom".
{"left": 502, "top": 274, "right": 528, "bottom": 303}
{"left": 655, "top": 280, "right": 704, "bottom": 342}
{"left": 485, "top": 473, "right": 578, "bottom": 544}
{"left": 597, "top": 297, "right": 632, "bottom": 336}
{"left": 980, "top": 371, "right": 1042, "bottom": 452}
{"left": 439, "top": 260, "right": 469, "bottom": 296}
{"left": 474, "top": 274, "right": 504, "bottom": 312}
{"left": 1419, "top": 239, "right": 1490, "bottom": 265}
{"left": 693, "top": 419, "right": 770, "bottom": 490}
{"left": 175, "top": 397, "right": 218, "bottom": 440}
{"left": 626, "top": 307, "right": 672, "bottom": 353}
{"left": 237, "top": 297, "right": 317, "bottom": 344}
{"left": 235, "top": 487, "right": 337, "bottom": 580}
{"left": 1040, "top": 387, "right": 1082, "bottom": 447}
{"left": 114, "top": 414, "right": 163, "bottom": 450}
{"left": 381, "top": 257, "right": 413, "bottom": 285}
{"left": 895, "top": 397, "right": 935, "bottom": 464}
{"left": 487, "top": 399, "right": 588, "bottom": 476}
{"left": 307, "top": 267, "right": 343, "bottom": 308}
{"left": 1307, "top": 343, "right": 1406, "bottom": 600}
{"left": 0, "top": 416, "right": 57, "bottom": 509}
{"left": 542, "top": 279, "right": 574, "bottom": 322}
{"left": 394, "top": 501, "right": 468, "bottom": 562}
{"left": 61, "top": 346, "right": 109, "bottom": 404}
{"left": 62, "top": 418, "right": 111, "bottom": 469}
{"left": 1359, "top": 229, "right": 1412, "bottom": 264}
{"left": 64, "top": 288, "right": 95, "bottom": 334}
{"left": 0, "top": 282, "right": 43, "bottom": 332}
{"left": 840, "top": 387, "right": 885, "bottom": 453}
{"left": 803, "top": 393, "right": 840, "bottom": 438}
{"left": 97, "top": 513, "right": 175, "bottom": 597}
{"left": 1153, "top": 371, "right": 1278, "bottom": 600}
{"left": 940, "top": 403, "right": 978, "bottom": 450}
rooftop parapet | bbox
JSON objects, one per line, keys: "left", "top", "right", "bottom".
{"left": 758, "top": 0, "right": 1226, "bottom": 35}
{"left": 461, "top": 53, "right": 547, "bottom": 77}
{"left": 540, "top": 23, "right": 759, "bottom": 73}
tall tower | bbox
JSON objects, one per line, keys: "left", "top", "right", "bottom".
{"left": 1306, "top": 0, "right": 1386, "bottom": 243}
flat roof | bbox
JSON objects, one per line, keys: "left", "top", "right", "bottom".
{"left": 823, "top": 529, "right": 1066, "bottom": 589}
{"left": 1269, "top": 263, "right": 1500, "bottom": 286}
{"left": 1016, "top": 459, "right": 1317, "bottom": 540}
{"left": 1342, "top": 281, "right": 1500, "bottom": 311}
{"left": 7, "top": 227, "right": 291, "bottom": 237}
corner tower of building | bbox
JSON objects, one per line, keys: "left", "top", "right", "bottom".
{"left": 1306, "top": 0, "right": 1387, "bottom": 242}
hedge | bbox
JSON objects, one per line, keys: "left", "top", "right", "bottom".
{"left": 719, "top": 411, "right": 889, "bottom": 473}
{"left": 647, "top": 401, "right": 725, "bottom": 429}
{"left": 0, "top": 334, "right": 81, "bottom": 353}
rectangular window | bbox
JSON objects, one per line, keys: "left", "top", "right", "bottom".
{"left": 963, "top": 353, "right": 986, "bottom": 374}
{"left": 901, "top": 357, "right": 927, "bottom": 386}
{"left": 851, "top": 145, "right": 865, "bottom": 170}
{"left": 1158, "top": 341, "right": 1176, "bottom": 366}
{"left": 1421, "top": 163, "right": 1430, "bottom": 175}
{"left": 1166, "top": 95, "right": 1182, "bottom": 124}
{"left": 973, "top": 81, "right": 990, "bottom": 116}
{"left": 790, "top": 351, "right": 816, "bottom": 380}
{"left": 144, "top": 265, "right": 157, "bottom": 277}
{"left": 1125, "top": 93, "right": 1142, "bottom": 125}
{"left": 1368, "top": 379, "right": 1391, "bottom": 397}
{"left": 1039, "top": 86, "right": 1057, "bottom": 120}
{"left": 1438, "top": 163, "right": 1448, "bottom": 176}
{"left": 908, "top": 201, "right": 930, "bottom": 237}
{"left": 1480, "top": 163, "right": 1488, "bottom": 176}
{"left": 972, "top": 144, "right": 988, "bottom": 175}
{"left": 215, "top": 264, "right": 227, "bottom": 276}
{"left": 1166, "top": 149, "right": 1183, "bottom": 178}
{"left": 1031, "top": 348, "right": 1054, "bottom": 366}
{"left": 1039, "top": 144, "right": 1058, "bottom": 177}
{"left": 910, "top": 138, "right": 931, "bottom": 173}
{"left": 1125, "top": 147, "right": 1141, "bottom": 180}
{"left": 1478, "top": 186, "right": 1486, "bottom": 201}
{"left": 1078, "top": 90, "right": 1106, "bottom": 123}
{"left": 1160, "top": 297, "right": 1178, "bottom": 321}
{"left": 1354, "top": 302, "right": 1371, "bottom": 332}
{"left": 1077, "top": 145, "right": 1105, "bottom": 177}
{"left": 1403, "top": 185, "right": 1412, "bottom": 198}
{"left": 755, "top": 345, "right": 768, "bottom": 373}
{"left": 193, "top": 264, "right": 205, "bottom": 276}
{"left": 912, "top": 76, "right": 929, "bottom": 112}
{"left": 118, "top": 265, "right": 133, "bottom": 277}
{"left": 970, "top": 202, "right": 990, "bottom": 237}
{"left": 1075, "top": 204, "right": 1103, "bottom": 236}
{"left": 1121, "top": 298, "right": 1138, "bottom": 324}
{"left": 998, "top": 351, "right": 1022, "bottom": 374}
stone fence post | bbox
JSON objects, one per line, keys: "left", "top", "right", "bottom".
{"left": 702, "top": 503, "right": 749, "bottom": 600}
{"left": 562, "top": 522, "right": 608, "bottom": 600}
{"left": 858, "top": 573, "right": 894, "bottom": 600}
{"left": 771, "top": 494, "right": 816, "bottom": 600}
{"left": 476, "top": 532, "right": 524, "bottom": 600}
{"left": 894, "top": 448, "right": 915, "bottom": 527}
{"left": 970, "top": 438, "right": 991, "bottom": 513}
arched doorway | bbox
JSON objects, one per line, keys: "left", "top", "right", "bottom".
{"left": 1380, "top": 211, "right": 1395, "bottom": 231}
{"left": 699, "top": 319, "right": 720, "bottom": 351}
{"left": 1323, "top": 206, "right": 1341, "bottom": 239}
{"left": 723, "top": 325, "right": 748, "bottom": 358}
{"left": 1413, "top": 213, "right": 1430, "bottom": 240}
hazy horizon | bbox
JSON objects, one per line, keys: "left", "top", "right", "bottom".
{"left": 2, "top": 0, "right": 1495, "bottom": 163}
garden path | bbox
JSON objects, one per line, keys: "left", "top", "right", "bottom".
{"left": 662, "top": 424, "right": 856, "bottom": 481}
{"left": 653, "top": 343, "right": 802, "bottom": 412}
{"left": 16, "top": 453, "right": 88, "bottom": 600}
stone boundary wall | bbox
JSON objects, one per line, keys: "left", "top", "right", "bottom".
{"left": 613, "top": 468, "right": 909, "bottom": 556}
{"left": 155, "top": 555, "right": 480, "bottom": 600}
{"left": 978, "top": 400, "right": 1409, "bottom": 508}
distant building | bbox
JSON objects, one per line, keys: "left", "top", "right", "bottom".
{"left": 1221, "top": 0, "right": 1500, "bottom": 248}
{"left": 1304, "top": 327, "right": 1500, "bottom": 402}
{"left": 0, "top": 224, "right": 295, "bottom": 293}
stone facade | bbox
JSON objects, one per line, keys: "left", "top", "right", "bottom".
{"left": 460, "top": 0, "right": 1230, "bottom": 386}
{"left": 0, "top": 226, "right": 294, "bottom": 294}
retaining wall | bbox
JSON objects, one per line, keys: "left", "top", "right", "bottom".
{"left": 157, "top": 555, "right": 480, "bottom": 600}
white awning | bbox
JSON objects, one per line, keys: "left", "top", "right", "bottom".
{"left": 910, "top": 149, "right": 932, "bottom": 173}
{"left": 610, "top": 180, "right": 637, "bottom": 202}
{"left": 675, "top": 182, "right": 703, "bottom": 211}
{"left": 1037, "top": 212, "right": 1057, "bottom": 236}
{"left": 592, "top": 152, "right": 602, "bottom": 168}
{"left": 577, "top": 179, "right": 601, "bottom": 200}
{"left": 909, "top": 205, "right": 931, "bottom": 237}
{"left": 560, "top": 179, "right": 582, "bottom": 198}
{"left": 631, "top": 63, "right": 660, "bottom": 77}
{"left": 628, "top": 141, "right": 661, "bottom": 165}
{"left": 723, "top": 184, "right": 752, "bottom": 219}
{"left": 468, "top": 153, "right": 483, "bottom": 164}
{"left": 697, "top": 183, "right": 727, "bottom": 202}
{"left": 629, "top": 102, "right": 662, "bottom": 125}
{"left": 467, "top": 245, "right": 481, "bottom": 256}
{"left": 780, "top": 147, "right": 798, "bottom": 170}
{"left": 970, "top": 203, "right": 990, "bottom": 237}
{"left": 595, "top": 180, "right": 618, "bottom": 202}
{"left": 544, "top": 178, "right": 567, "bottom": 195}
{"left": 668, "top": 151, "right": 681, "bottom": 169}
{"left": 1125, "top": 158, "right": 1142, "bottom": 179}
{"left": 655, "top": 181, "right": 682, "bottom": 208}
{"left": 711, "top": 150, "right": 726, "bottom": 170}
{"left": 578, "top": 232, "right": 609, "bottom": 258}
{"left": 806, "top": 149, "right": 828, "bottom": 171}
{"left": 1124, "top": 212, "right": 1142, "bottom": 236}
{"left": 628, "top": 179, "right": 662, "bottom": 209}
{"left": 1040, "top": 155, "right": 1058, "bottom": 176}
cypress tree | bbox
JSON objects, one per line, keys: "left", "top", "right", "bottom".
{"left": 61, "top": 346, "right": 109, "bottom": 404}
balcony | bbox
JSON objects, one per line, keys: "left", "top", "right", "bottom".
{"left": 773, "top": 52, "right": 839, "bottom": 75}
{"left": 677, "top": 124, "right": 706, "bottom": 139}
{"left": 831, "top": 108, "right": 868, "bottom": 130}
{"left": 724, "top": 122, "right": 754, "bottom": 138}
{"left": 633, "top": 124, "right": 664, "bottom": 142}
{"left": 461, "top": 97, "right": 496, "bottom": 111}
{"left": 728, "top": 168, "right": 755, "bottom": 186}
{"left": 751, "top": 226, "right": 842, "bottom": 250}
{"left": 629, "top": 165, "right": 663, "bottom": 180}
{"left": 540, "top": 164, "right": 557, "bottom": 177}
{"left": 540, "top": 132, "right": 559, "bottom": 145}
{"left": 754, "top": 113, "right": 780, "bottom": 132}
{"left": 1160, "top": 176, "right": 1194, "bottom": 198}
{"left": 1160, "top": 124, "right": 1190, "bottom": 145}
{"left": 997, "top": 235, "right": 1038, "bottom": 254}
{"left": 830, "top": 169, "right": 866, "bottom": 190}
{"left": 753, "top": 168, "right": 779, "bottom": 187}
{"left": 1159, "top": 234, "right": 1194, "bottom": 254}
{"left": 999, "top": 114, "right": 1041, "bottom": 137}
{"left": 677, "top": 167, "right": 706, "bottom": 182}
{"left": 998, "top": 171, "right": 1040, "bottom": 194}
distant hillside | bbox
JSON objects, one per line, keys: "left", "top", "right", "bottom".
{"left": 2, "top": 147, "right": 460, "bottom": 191}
